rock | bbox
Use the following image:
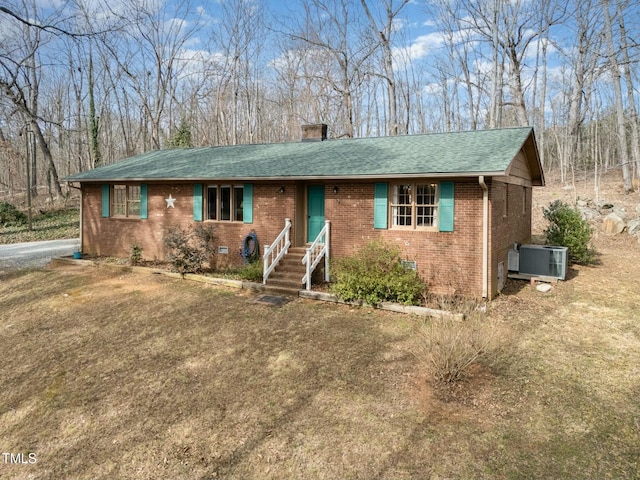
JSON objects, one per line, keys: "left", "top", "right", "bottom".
{"left": 602, "top": 213, "right": 626, "bottom": 235}
{"left": 537, "top": 284, "right": 553, "bottom": 293}
{"left": 636, "top": 204, "right": 640, "bottom": 215}
{"left": 628, "top": 219, "right": 640, "bottom": 236}
{"left": 576, "top": 199, "right": 588, "bottom": 208}
{"left": 597, "top": 200, "right": 614, "bottom": 210}
{"left": 613, "top": 206, "right": 627, "bottom": 220}
{"left": 578, "top": 207, "right": 600, "bottom": 221}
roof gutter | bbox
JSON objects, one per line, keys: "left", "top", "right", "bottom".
{"left": 64, "top": 171, "right": 506, "bottom": 184}
{"left": 479, "top": 176, "right": 489, "bottom": 299}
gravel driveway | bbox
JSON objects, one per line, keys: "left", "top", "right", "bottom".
{"left": 0, "top": 238, "right": 80, "bottom": 270}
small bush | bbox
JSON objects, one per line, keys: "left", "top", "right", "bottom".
{"left": 164, "top": 224, "right": 216, "bottom": 274}
{"left": 330, "top": 240, "right": 425, "bottom": 306}
{"left": 0, "top": 202, "right": 27, "bottom": 227}
{"left": 543, "top": 200, "right": 595, "bottom": 264}
{"left": 129, "top": 244, "right": 143, "bottom": 266}
{"left": 237, "top": 260, "right": 263, "bottom": 282}
{"left": 413, "top": 312, "right": 502, "bottom": 384}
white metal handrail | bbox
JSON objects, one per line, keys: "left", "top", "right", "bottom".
{"left": 302, "top": 220, "right": 330, "bottom": 290}
{"left": 263, "top": 218, "right": 291, "bottom": 284}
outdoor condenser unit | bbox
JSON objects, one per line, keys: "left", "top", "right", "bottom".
{"left": 518, "top": 244, "right": 568, "bottom": 280}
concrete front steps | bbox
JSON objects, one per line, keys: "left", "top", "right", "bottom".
{"left": 263, "top": 246, "right": 307, "bottom": 295}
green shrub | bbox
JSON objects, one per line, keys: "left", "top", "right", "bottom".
{"left": 330, "top": 240, "right": 425, "bottom": 306}
{"left": 237, "top": 260, "right": 263, "bottom": 282}
{"left": 0, "top": 202, "right": 27, "bottom": 227}
{"left": 543, "top": 200, "right": 595, "bottom": 265}
{"left": 129, "top": 244, "right": 143, "bottom": 266}
{"left": 164, "top": 224, "right": 216, "bottom": 274}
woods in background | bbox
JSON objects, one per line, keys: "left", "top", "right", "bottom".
{"left": 1, "top": 0, "right": 638, "bottom": 199}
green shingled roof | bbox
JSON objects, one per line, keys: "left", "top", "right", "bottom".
{"left": 66, "top": 127, "right": 542, "bottom": 183}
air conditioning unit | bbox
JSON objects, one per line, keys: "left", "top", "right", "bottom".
{"left": 518, "top": 244, "right": 568, "bottom": 280}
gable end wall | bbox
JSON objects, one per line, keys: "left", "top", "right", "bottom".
{"left": 488, "top": 180, "right": 533, "bottom": 296}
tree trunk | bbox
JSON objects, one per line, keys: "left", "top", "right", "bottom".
{"left": 31, "top": 119, "right": 63, "bottom": 198}
{"left": 359, "top": 0, "right": 409, "bottom": 136}
{"left": 89, "top": 52, "right": 101, "bottom": 168}
{"left": 602, "top": 0, "right": 632, "bottom": 191}
{"left": 616, "top": 0, "right": 640, "bottom": 180}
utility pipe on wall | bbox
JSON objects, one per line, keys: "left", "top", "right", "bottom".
{"left": 69, "top": 183, "right": 82, "bottom": 253}
{"left": 479, "top": 176, "right": 489, "bottom": 299}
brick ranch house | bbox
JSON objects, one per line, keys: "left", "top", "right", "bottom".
{"left": 66, "top": 125, "right": 544, "bottom": 299}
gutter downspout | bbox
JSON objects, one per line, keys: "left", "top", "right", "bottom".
{"left": 479, "top": 176, "right": 488, "bottom": 299}
{"left": 68, "top": 183, "right": 82, "bottom": 253}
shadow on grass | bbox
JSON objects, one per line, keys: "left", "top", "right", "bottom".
{"left": 1, "top": 267, "right": 417, "bottom": 480}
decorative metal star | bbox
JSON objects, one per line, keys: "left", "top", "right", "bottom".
{"left": 165, "top": 194, "right": 176, "bottom": 208}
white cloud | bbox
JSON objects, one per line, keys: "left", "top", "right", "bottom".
{"left": 176, "top": 47, "right": 227, "bottom": 79}
{"left": 392, "top": 31, "right": 446, "bottom": 69}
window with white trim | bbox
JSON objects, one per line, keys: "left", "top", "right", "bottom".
{"left": 206, "top": 185, "right": 243, "bottom": 221}
{"left": 390, "top": 183, "right": 438, "bottom": 229}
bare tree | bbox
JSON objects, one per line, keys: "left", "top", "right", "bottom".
{"left": 459, "top": 0, "right": 561, "bottom": 127}
{"left": 281, "top": 0, "right": 376, "bottom": 138}
{"left": 359, "top": 0, "right": 410, "bottom": 136}
{"left": 601, "top": 0, "right": 632, "bottom": 191}
{"left": 0, "top": 2, "right": 64, "bottom": 197}
{"left": 564, "top": 0, "right": 603, "bottom": 186}
{"left": 200, "top": 0, "right": 269, "bottom": 145}
{"left": 615, "top": 0, "right": 640, "bottom": 180}
{"left": 98, "top": 0, "right": 204, "bottom": 150}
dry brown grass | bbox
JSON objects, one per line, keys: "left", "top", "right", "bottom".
{"left": 2, "top": 171, "right": 640, "bottom": 479}
{"left": 1, "top": 265, "right": 420, "bottom": 479}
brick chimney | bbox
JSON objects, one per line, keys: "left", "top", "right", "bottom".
{"left": 301, "top": 124, "right": 328, "bottom": 142}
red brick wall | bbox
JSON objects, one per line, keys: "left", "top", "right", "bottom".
{"left": 82, "top": 178, "right": 533, "bottom": 298}
{"left": 324, "top": 180, "right": 484, "bottom": 297}
{"left": 488, "top": 181, "right": 533, "bottom": 295}
{"left": 81, "top": 182, "right": 297, "bottom": 269}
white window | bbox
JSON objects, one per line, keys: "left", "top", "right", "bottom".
{"left": 390, "top": 183, "right": 438, "bottom": 229}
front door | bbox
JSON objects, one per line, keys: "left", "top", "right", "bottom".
{"left": 307, "top": 185, "right": 325, "bottom": 241}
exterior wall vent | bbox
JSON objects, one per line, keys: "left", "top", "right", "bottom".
{"left": 518, "top": 245, "right": 568, "bottom": 280}
{"left": 401, "top": 260, "right": 417, "bottom": 270}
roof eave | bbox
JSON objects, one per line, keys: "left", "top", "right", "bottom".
{"left": 521, "top": 128, "right": 545, "bottom": 186}
{"left": 65, "top": 171, "right": 509, "bottom": 183}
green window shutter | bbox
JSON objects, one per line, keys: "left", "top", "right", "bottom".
{"left": 193, "top": 184, "right": 203, "bottom": 221}
{"left": 140, "top": 184, "right": 148, "bottom": 219}
{"left": 101, "top": 184, "right": 110, "bottom": 217}
{"left": 373, "top": 183, "right": 388, "bottom": 229}
{"left": 243, "top": 184, "right": 253, "bottom": 224}
{"left": 439, "top": 182, "right": 454, "bottom": 232}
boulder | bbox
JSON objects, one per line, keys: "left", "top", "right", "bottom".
{"left": 613, "top": 206, "right": 627, "bottom": 220}
{"left": 578, "top": 207, "right": 600, "bottom": 221}
{"left": 602, "top": 213, "right": 625, "bottom": 235}
{"left": 576, "top": 199, "right": 588, "bottom": 208}
{"left": 627, "top": 219, "right": 640, "bottom": 236}
{"left": 636, "top": 204, "right": 640, "bottom": 215}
